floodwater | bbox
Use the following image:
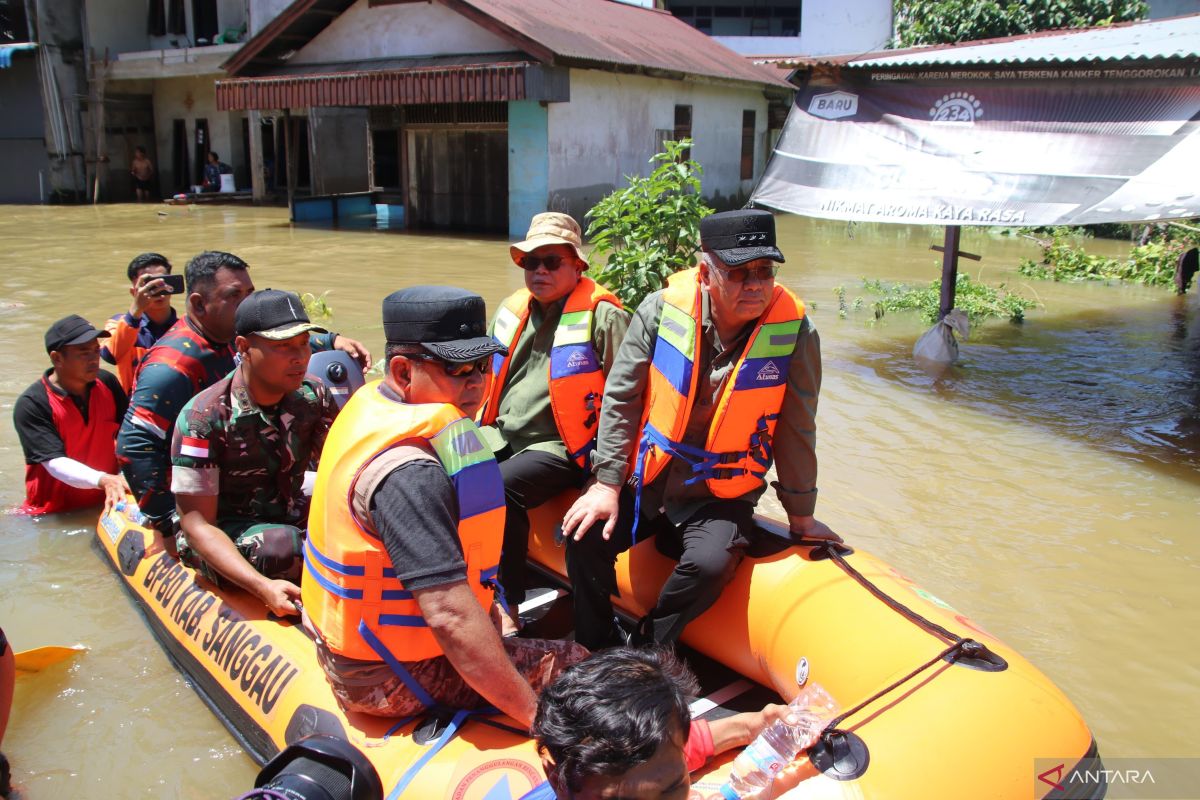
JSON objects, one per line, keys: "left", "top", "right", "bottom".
{"left": 1, "top": 205, "right": 1196, "bottom": 797}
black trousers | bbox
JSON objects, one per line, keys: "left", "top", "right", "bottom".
{"left": 565, "top": 486, "right": 755, "bottom": 650}
{"left": 497, "top": 448, "right": 584, "bottom": 606}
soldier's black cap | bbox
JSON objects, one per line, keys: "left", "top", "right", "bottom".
{"left": 45, "top": 314, "right": 110, "bottom": 354}
{"left": 382, "top": 286, "right": 507, "bottom": 363}
{"left": 700, "top": 209, "right": 786, "bottom": 266}
{"left": 235, "top": 289, "right": 328, "bottom": 340}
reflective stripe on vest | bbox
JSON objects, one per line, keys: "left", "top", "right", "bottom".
{"left": 21, "top": 376, "right": 120, "bottom": 515}
{"left": 633, "top": 267, "right": 804, "bottom": 500}
{"left": 481, "top": 277, "right": 621, "bottom": 468}
{"left": 302, "top": 383, "right": 505, "bottom": 663}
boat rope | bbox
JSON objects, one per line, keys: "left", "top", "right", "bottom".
{"left": 823, "top": 640, "right": 962, "bottom": 732}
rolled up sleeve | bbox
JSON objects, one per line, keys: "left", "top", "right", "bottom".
{"left": 590, "top": 293, "right": 661, "bottom": 487}
{"left": 772, "top": 317, "right": 821, "bottom": 517}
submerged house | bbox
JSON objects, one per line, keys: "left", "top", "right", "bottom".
{"left": 216, "top": 0, "right": 794, "bottom": 236}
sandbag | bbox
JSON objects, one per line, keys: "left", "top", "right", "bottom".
{"left": 913, "top": 309, "right": 969, "bottom": 372}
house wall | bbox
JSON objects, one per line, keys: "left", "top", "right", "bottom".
{"left": 0, "top": 55, "right": 52, "bottom": 203}
{"left": 800, "top": 0, "right": 892, "bottom": 54}
{"left": 249, "top": 0, "right": 295, "bottom": 36}
{"left": 293, "top": 0, "right": 513, "bottom": 64}
{"left": 88, "top": 0, "right": 249, "bottom": 54}
{"left": 151, "top": 75, "right": 245, "bottom": 193}
{"left": 545, "top": 69, "right": 769, "bottom": 223}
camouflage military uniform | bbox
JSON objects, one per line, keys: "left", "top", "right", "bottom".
{"left": 170, "top": 366, "right": 337, "bottom": 584}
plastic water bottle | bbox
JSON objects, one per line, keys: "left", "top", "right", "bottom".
{"left": 719, "top": 683, "right": 839, "bottom": 799}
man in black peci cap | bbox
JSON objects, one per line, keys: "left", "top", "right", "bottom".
{"left": 561, "top": 208, "right": 841, "bottom": 650}
{"left": 13, "top": 315, "right": 130, "bottom": 515}
{"left": 170, "top": 289, "right": 339, "bottom": 616}
{"left": 303, "top": 286, "right": 587, "bottom": 729}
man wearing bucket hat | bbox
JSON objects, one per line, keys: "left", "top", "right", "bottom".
{"left": 561, "top": 209, "right": 841, "bottom": 650}
{"left": 170, "top": 289, "right": 339, "bottom": 616}
{"left": 303, "top": 286, "right": 587, "bottom": 728}
{"left": 13, "top": 315, "right": 130, "bottom": 515}
{"left": 479, "top": 213, "right": 629, "bottom": 635}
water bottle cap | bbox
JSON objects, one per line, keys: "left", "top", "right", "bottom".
{"left": 719, "top": 783, "right": 740, "bottom": 800}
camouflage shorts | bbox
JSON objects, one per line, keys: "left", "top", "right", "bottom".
{"left": 177, "top": 518, "right": 304, "bottom": 586}
{"left": 316, "top": 636, "right": 590, "bottom": 719}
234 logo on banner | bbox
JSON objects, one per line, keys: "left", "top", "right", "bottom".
{"left": 930, "top": 92, "right": 983, "bottom": 123}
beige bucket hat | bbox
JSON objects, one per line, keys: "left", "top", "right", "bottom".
{"left": 510, "top": 212, "right": 585, "bottom": 265}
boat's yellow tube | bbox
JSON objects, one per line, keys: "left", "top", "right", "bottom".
{"left": 97, "top": 496, "right": 1100, "bottom": 799}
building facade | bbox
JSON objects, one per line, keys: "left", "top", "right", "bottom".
{"left": 217, "top": 0, "right": 794, "bottom": 236}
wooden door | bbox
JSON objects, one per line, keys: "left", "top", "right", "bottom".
{"left": 407, "top": 127, "right": 507, "bottom": 233}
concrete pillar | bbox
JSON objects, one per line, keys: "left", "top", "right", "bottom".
{"left": 32, "top": 0, "right": 88, "bottom": 201}
{"left": 507, "top": 100, "right": 549, "bottom": 239}
{"left": 249, "top": 110, "right": 266, "bottom": 201}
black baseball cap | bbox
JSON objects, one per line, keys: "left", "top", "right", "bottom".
{"left": 382, "top": 286, "right": 507, "bottom": 363}
{"left": 45, "top": 314, "right": 110, "bottom": 354}
{"left": 235, "top": 289, "right": 328, "bottom": 340}
{"left": 700, "top": 209, "right": 786, "bottom": 266}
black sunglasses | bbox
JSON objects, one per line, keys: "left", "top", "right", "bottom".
{"left": 408, "top": 352, "right": 492, "bottom": 378}
{"left": 714, "top": 263, "right": 779, "bottom": 283}
{"left": 518, "top": 253, "right": 570, "bottom": 272}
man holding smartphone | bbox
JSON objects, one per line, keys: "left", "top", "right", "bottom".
{"left": 101, "top": 253, "right": 180, "bottom": 394}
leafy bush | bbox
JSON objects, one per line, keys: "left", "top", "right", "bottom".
{"left": 1018, "top": 228, "right": 1199, "bottom": 288}
{"left": 301, "top": 291, "right": 334, "bottom": 321}
{"left": 856, "top": 274, "right": 1037, "bottom": 324}
{"left": 894, "top": 0, "right": 1146, "bottom": 47}
{"left": 585, "top": 139, "right": 713, "bottom": 310}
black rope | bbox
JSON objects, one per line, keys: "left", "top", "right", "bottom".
{"left": 823, "top": 640, "right": 963, "bottom": 733}
{"left": 814, "top": 541, "right": 961, "bottom": 645}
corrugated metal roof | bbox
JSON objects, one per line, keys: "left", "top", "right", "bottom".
{"left": 852, "top": 14, "right": 1200, "bottom": 68}
{"left": 455, "top": 0, "right": 792, "bottom": 87}
{"left": 226, "top": 0, "right": 790, "bottom": 88}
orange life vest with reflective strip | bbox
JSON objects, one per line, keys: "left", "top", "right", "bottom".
{"left": 302, "top": 382, "right": 505, "bottom": 663}
{"left": 481, "top": 277, "right": 622, "bottom": 469}
{"left": 633, "top": 267, "right": 805, "bottom": 499}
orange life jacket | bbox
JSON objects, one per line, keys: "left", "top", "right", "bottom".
{"left": 302, "top": 381, "right": 505, "bottom": 665}
{"left": 632, "top": 267, "right": 805, "bottom": 500}
{"left": 481, "top": 277, "right": 621, "bottom": 468}
{"left": 21, "top": 376, "right": 120, "bottom": 515}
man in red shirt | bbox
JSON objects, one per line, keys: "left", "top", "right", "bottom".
{"left": 13, "top": 315, "right": 130, "bottom": 515}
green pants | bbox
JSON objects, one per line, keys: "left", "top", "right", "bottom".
{"left": 177, "top": 518, "right": 304, "bottom": 586}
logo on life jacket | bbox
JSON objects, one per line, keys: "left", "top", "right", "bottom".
{"left": 566, "top": 350, "right": 590, "bottom": 370}
{"left": 756, "top": 360, "right": 781, "bottom": 382}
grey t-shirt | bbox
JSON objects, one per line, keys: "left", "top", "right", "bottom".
{"left": 369, "top": 459, "right": 466, "bottom": 591}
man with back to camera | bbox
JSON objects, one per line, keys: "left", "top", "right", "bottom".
{"left": 478, "top": 212, "right": 629, "bottom": 634}
{"left": 303, "top": 286, "right": 587, "bottom": 729}
{"left": 171, "top": 290, "right": 339, "bottom": 616}
{"left": 117, "top": 250, "right": 370, "bottom": 550}
{"left": 13, "top": 315, "right": 130, "bottom": 515}
{"left": 101, "top": 252, "right": 179, "bottom": 394}
{"left": 561, "top": 209, "right": 842, "bottom": 650}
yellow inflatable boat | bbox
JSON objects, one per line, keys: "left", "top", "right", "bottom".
{"left": 96, "top": 497, "right": 1102, "bottom": 799}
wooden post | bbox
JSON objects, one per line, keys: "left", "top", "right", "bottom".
{"left": 939, "top": 225, "right": 961, "bottom": 321}
{"left": 285, "top": 108, "right": 297, "bottom": 218}
{"left": 248, "top": 110, "right": 265, "bottom": 203}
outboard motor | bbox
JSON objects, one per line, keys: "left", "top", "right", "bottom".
{"left": 244, "top": 734, "right": 382, "bottom": 800}
{"left": 306, "top": 351, "right": 365, "bottom": 411}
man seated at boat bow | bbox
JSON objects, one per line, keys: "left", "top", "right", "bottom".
{"left": 170, "top": 289, "right": 339, "bottom": 616}
{"left": 302, "top": 286, "right": 587, "bottom": 729}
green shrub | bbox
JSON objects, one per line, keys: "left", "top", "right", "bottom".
{"left": 857, "top": 273, "right": 1036, "bottom": 324}
{"left": 585, "top": 139, "right": 713, "bottom": 310}
{"left": 1018, "top": 229, "right": 1198, "bottom": 288}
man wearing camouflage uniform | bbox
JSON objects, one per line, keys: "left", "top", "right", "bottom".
{"left": 170, "top": 289, "right": 338, "bottom": 616}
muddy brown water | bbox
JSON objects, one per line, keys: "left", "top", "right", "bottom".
{"left": 0, "top": 206, "right": 1196, "bottom": 797}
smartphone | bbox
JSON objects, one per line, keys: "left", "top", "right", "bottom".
{"left": 158, "top": 274, "right": 186, "bottom": 294}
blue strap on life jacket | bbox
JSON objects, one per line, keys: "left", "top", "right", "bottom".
{"left": 357, "top": 619, "right": 436, "bottom": 710}
{"left": 386, "top": 707, "right": 472, "bottom": 799}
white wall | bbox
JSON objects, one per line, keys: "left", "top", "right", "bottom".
{"left": 712, "top": 0, "right": 892, "bottom": 57}
{"left": 292, "top": 0, "right": 513, "bottom": 64}
{"left": 1148, "top": 0, "right": 1200, "bottom": 17}
{"left": 546, "top": 69, "right": 769, "bottom": 221}
{"left": 249, "top": 0, "right": 294, "bottom": 36}
{"left": 151, "top": 75, "right": 244, "bottom": 192}
{"left": 89, "top": 0, "right": 249, "bottom": 54}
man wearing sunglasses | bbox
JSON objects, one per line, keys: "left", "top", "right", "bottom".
{"left": 561, "top": 209, "right": 842, "bottom": 650}
{"left": 303, "top": 286, "right": 587, "bottom": 727}
{"left": 479, "top": 213, "right": 630, "bottom": 636}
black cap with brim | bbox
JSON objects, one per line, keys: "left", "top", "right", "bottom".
{"left": 383, "top": 286, "right": 507, "bottom": 363}
{"left": 236, "top": 289, "right": 328, "bottom": 341}
{"left": 700, "top": 208, "right": 786, "bottom": 267}
{"left": 45, "top": 314, "right": 110, "bottom": 353}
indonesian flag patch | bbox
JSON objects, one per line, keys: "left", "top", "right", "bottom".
{"left": 180, "top": 435, "right": 210, "bottom": 459}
